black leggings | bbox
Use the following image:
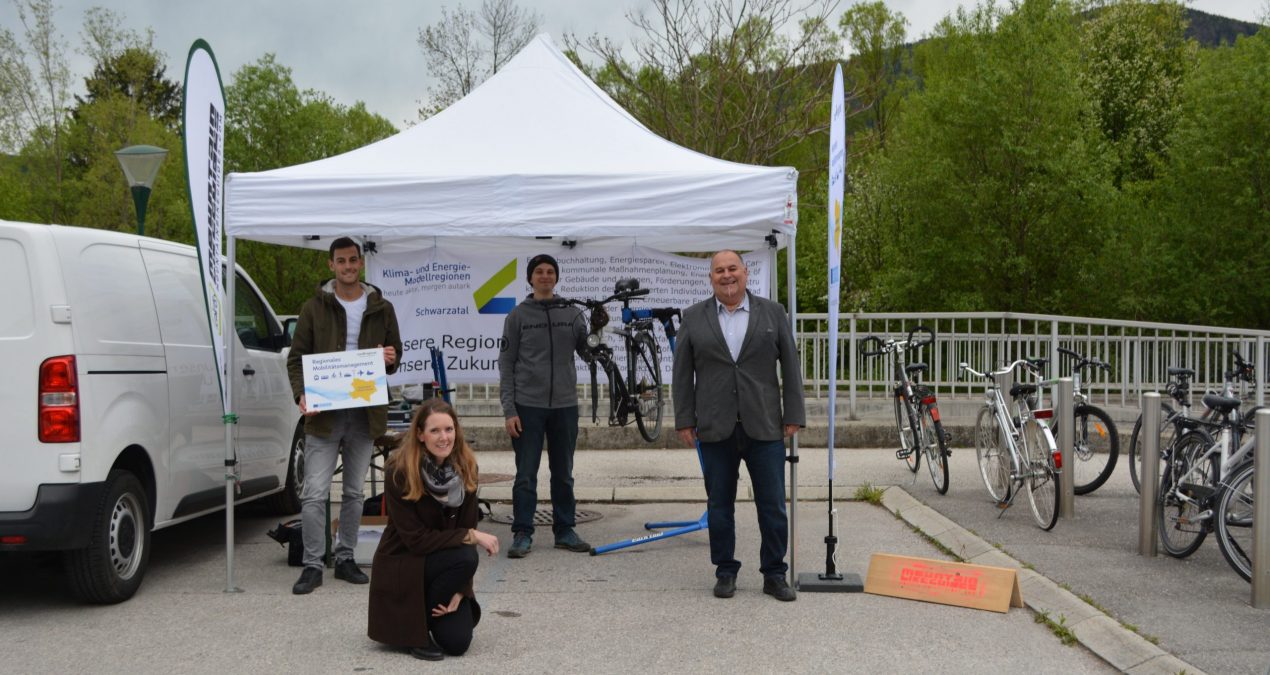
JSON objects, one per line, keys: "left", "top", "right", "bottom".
{"left": 425, "top": 545, "right": 479, "bottom": 655}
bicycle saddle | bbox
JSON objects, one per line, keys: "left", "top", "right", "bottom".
{"left": 1010, "top": 383, "right": 1038, "bottom": 397}
{"left": 905, "top": 363, "right": 928, "bottom": 375}
{"left": 1202, "top": 393, "right": 1242, "bottom": 414}
{"left": 1167, "top": 367, "right": 1195, "bottom": 378}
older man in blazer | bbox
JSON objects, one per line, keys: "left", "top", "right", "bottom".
{"left": 673, "top": 249, "right": 805, "bottom": 602}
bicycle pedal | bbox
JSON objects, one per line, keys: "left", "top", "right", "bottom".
{"left": 895, "top": 448, "right": 914, "bottom": 460}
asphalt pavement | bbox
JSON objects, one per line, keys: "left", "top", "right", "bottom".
{"left": 1, "top": 415, "right": 1267, "bottom": 674}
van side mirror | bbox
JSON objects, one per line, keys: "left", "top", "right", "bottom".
{"left": 282, "top": 317, "right": 298, "bottom": 347}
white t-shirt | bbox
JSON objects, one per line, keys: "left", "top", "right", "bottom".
{"left": 338, "top": 293, "right": 368, "bottom": 351}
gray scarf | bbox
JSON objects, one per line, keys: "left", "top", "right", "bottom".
{"left": 423, "top": 455, "right": 464, "bottom": 507}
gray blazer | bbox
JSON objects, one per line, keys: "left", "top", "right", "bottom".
{"left": 672, "top": 291, "right": 806, "bottom": 443}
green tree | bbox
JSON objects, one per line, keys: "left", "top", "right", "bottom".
{"left": 0, "top": 0, "right": 73, "bottom": 223}
{"left": 74, "top": 46, "right": 181, "bottom": 134}
{"left": 61, "top": 89, "right": 186, "bottom": 239}
{"left": 224, "top": 54, "right": 398, "bottom": 312}
{"left": 838, "top": 0, "right": 909, "bottom": 154}
{"left": 1134, "top": 29, "right": 1270, "bottom": 327}
{"left": 1079, "top": 0, "right": 1195, "bottom": 187}
{"left": 852, "top": 0, "right": 1116, "bottom": 314}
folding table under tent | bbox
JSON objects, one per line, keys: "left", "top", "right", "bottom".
{"left": 221, "top": 34, "right": 805, "bottom": 584}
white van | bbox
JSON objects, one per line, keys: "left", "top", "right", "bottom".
{"left": 0, "top": 220, "right": 302, "bottom": 603}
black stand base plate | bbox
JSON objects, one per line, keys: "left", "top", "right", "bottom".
{"left": 797, "top": 571, "right": 864, "bottom": 593}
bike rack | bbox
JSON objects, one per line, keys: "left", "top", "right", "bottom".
{"left": 1254, "top": 408, "right": 1270, "bottom": 608}
{"left": 1137, "top": 392, "right": 1161, "bottom": 557}
{"left": 1056, "top": 378, "right": 1074, "bottom": 519}
{"left": 429, "top": 347, "right": 451, "bottom": 404}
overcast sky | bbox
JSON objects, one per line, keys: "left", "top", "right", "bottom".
{"left": 1, "top": 0, "right": 1263, "bottom": 127}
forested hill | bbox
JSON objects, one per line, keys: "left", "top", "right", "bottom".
{"left": 1182, "top": 9, "right": 1263, "bottom": 46}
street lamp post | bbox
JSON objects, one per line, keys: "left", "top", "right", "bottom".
{"left": 114, "top": 145, "right": 168, "bottom": 236}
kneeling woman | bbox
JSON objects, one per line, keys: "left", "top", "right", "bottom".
{"left": 368, "top": 399, "right": 500, "bottom": 661}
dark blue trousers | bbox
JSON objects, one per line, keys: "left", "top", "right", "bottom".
{"left": 511, "top": 404, "right": 579, "bottom": 537}
{"left": 699, "top": 423, "right": 789, "bottom": 578}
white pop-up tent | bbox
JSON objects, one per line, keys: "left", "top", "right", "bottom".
{"left": 226, "top": 34, "right": 798, "bottom": 254}
{"left": 221, "top": 34, "right": 805, "bottom": 586}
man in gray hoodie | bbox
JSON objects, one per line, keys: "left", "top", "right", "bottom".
{"left": 499, "top": 254, "right": 591, "bottom": 558}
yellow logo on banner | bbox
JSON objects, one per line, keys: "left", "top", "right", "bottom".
{"left": 833, "top": 199, "right": 842, "bottom": 249}
{"left": 349, "top": 378, "right": 379, "bottom": 402}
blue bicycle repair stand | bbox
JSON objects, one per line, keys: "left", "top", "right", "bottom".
{"left": 590, "top": 441, "right": 708, "bottom": 556}
{"left": 429, "top": 347, "right": 451, "bottom": 403}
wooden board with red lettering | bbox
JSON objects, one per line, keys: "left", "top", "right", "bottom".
{"left": 864, "top": 553, "right": 1024, "bottom": 613}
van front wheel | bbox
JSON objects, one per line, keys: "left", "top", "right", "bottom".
{"left": 262, "top": 420, "right": 305, "bottom": 515}
{"left": 64, "top": 470, "right": 151, "bottom": 604}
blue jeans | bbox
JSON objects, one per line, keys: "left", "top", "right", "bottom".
{"left": 299, "top": 409, "right": 373, "bottom": 568}
{"left": 699, "top": 423, "right": 789, "bottom": 578}
{"left": 511, "top": 404, "right": 579, "bottom": 537}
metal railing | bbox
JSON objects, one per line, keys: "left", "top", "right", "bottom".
{"left": 437, "top": 311, "right": 1269, "bottom": 418}
{"left": 796, "top": 312, "right": 1268, "bottom": 417}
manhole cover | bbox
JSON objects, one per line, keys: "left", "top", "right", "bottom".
{"left": 479, "top": 472, "right": 513, "bottom": 485}
{"left": 486, "top": 508, "right": 603, "bottom": 526}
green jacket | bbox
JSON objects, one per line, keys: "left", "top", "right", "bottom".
{"left": 287, "top": 280, "right": 403, "bottom": 439}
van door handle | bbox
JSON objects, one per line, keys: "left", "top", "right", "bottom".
{"left": 242, "top": 365, "right": 256, "bottom": 377}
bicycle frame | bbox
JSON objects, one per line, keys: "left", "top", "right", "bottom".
{"left": 556, "top": 281, "right": 679, "bottom": 433}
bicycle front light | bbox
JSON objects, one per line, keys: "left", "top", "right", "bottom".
{"left": 587, "top": 333, "right": 603, "bottom": 348}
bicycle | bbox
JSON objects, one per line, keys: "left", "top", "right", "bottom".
{"left": 1155, "top": 392, "right": 1254, "bottom": 559}
{"left": 553, "top": 279, "right": 679, "bottom": 443}
{"left": 1128, "top": 350, "right": 1256, "bottom": 494}
{"left": 860, "top": 326, "right": 950, "bottom": 494}
{"left": 1048, "top": 347, "right": 1119, "bottom": 495}
{"left": 962, "top": 359, "right": 1061, "bottom": 531}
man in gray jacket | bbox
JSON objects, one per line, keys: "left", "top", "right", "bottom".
{"left": 499, "top": 254, "right": 591, "bottom": 558}
{"left": 673, "top": 250, "right": 805, "bottom": 601}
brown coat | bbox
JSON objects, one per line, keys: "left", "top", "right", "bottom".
{"left": 367, "top": 468, "right": 481, "bottom": 648}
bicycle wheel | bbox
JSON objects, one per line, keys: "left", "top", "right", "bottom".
{"left": 1215, "top": 460, "right": 1255, "bottom": 582}
{"left": 1021, "top": 419, "right": 1060, "bottom": 531}
{"left": 920, "top": 407, "right": 950, "bottom": 495}
{"left": 895, "top": 395, "right": 920, "bottom": 472}
{"left": 1157, "top": 431, "right": 1216, "bottom": 558}
{"left": 1068, "top": 404, "right": 1118, "bottom": 495}
{"left": 1129, "top": 403, "right": 1175, "bottom": 494}
{"left": 630, "top": 333, "right": 663, "bottom": 442}
{"left": 975, "top": 405, "right": 1011, "bottom": 503}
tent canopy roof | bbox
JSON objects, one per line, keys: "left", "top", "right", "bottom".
{"left": 224, "top": 34, "right": 797, "bottom": 253}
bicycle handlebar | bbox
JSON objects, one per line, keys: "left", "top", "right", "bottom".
{"left": 1057, "top": 347, "right": 1112, "bottom": 373}
{"left": 1228, "top": 350, "right": 1256, "bottom": 384}
{"left": 959, "top": 359, "right": 1041, "bottom": 381}
{"left": 859, "top": 326, "right": 936, "bottom": 357}
{"left": 907, "top": 325, "right": 935, "bottom": 348}
{"left": 859, "top": 335, "right": 887, "bottom": 357}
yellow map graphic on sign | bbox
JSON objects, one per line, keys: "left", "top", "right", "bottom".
{"left": 350, "top": 378, "right": 379, "bottom": 402}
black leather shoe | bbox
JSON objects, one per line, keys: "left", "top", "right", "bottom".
{"left": 292, "top": 566, "right": 323, "bottom": 595}
{"left": 409, "top": 641, "right": 444, "bottom": 661}
{"left": 334, "top": 559, "right": 369, "bottom": 584}
{"left": 713, "top": 575, "right": 736, "bottom": 598}
{"left": 763, "top": 575, "right": 797, "bottom": 602}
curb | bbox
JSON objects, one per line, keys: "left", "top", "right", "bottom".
{"left": 877, "top": 487, "right": 1207, "bottom": 675}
